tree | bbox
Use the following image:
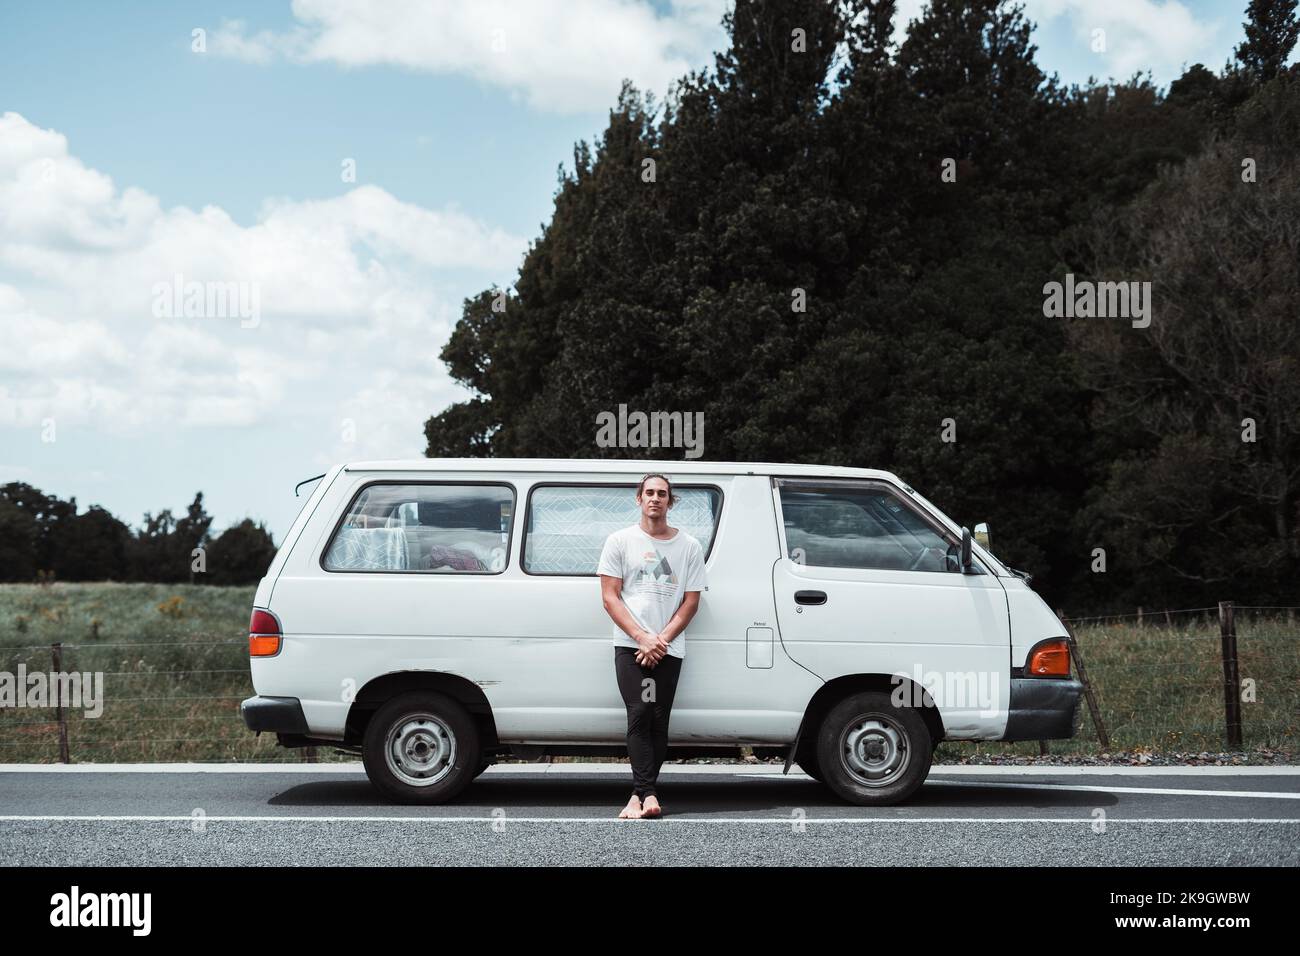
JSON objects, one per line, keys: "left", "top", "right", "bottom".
{"left": 420, "top": 0, "right": 1300, "bottom": 611}
{"left": 1235, "top": 0, "right": 1300, "bottom": 82}
{"left": 1069, "top": 135, "right": 1300, "bottom": 604}
{"left": 58, "top": 506, "right": 132, "bottom": 581}
{"left": 130, "top": 509, "right": 177, "bottom": 582}
{"left": 128, "top": 494, "right": 212, "bottom": 583}
{"left": 0, "top": 483, "right": 76, "bottom": 579}
{"left": 206, "top": 520, "right": 277, "bottom": 585}
{"left": 0, "top": 488, "right": 40, "bottom": 581}
{"left": 0, "top": 483, "right": 277, "bottom": 585}
{"left": 176, "top": 493, "right": 213, "bottom": 583}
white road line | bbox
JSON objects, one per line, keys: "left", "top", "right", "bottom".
{"left": 0, "top": 763, "right": 367, "bottom": 774}
{"left": 931, "top": 780, "right": 1300, "bottom": 800}
{"left": 0, "top": 815, "right": 1296, "bottom": 824}
{"left": 896, "top": 766, "right": 1299, "bottom": 777}
{"left": 2, "top": 763, "right": 1298, "bottom": 775}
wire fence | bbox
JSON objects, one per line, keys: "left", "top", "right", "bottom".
{"left": 1, "top": 601, "right": 1297, "bottom": 764}
{"left": 1044, "top": 602, "right": 1300, "bottom": 756}
{"left": 0, "top": 633, "right": 317, "bottom": 764}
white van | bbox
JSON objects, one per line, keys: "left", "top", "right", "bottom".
{"left": 241, "top": 459, "right": 1083, "bottom": 806}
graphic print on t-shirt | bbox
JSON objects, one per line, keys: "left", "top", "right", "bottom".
{"left": 635, "top": 548, "right": 679, "bottom": 595}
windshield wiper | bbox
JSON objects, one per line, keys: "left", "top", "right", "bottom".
{"left": 1005, "top": 565, "right": 1034, "bottom": 586}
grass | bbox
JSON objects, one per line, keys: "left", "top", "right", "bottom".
{"left": 1, "top": 583, "right": 1296, "bottom": 764}
{"left": 0, "top": 582, "right": 293, "bottom": 763}
{"left": 936, "top": 611, "right": 1300, "bottom": 762}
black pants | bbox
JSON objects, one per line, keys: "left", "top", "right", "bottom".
{"left": 614, "top": 645, "right": 683, "bottom": 800}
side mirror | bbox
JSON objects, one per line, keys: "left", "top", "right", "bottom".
{"left": 960, "top": 526, "right": 973, "bottom": 572}
{"left": 973, "top": 522, "right": 990, "bottom": 550}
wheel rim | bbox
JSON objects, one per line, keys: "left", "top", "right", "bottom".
{"left": 384, "top": 712, "right": 456, "bottom": 787}
{"left": 839, "top": 713, "right": 910, "bottom": 787}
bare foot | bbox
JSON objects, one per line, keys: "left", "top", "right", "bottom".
{"left": 618, "top": 794, "right": 643, "bottom": 819}
{"left": 641, "top": 795, "right": 662, "bottom": 818}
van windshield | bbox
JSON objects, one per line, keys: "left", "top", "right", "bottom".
{"left": 905, "top": 487, "right": 1010, "bottom": 576}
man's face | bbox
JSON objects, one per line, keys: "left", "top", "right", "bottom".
{"left": 637, "top": 478, "right": 671, "bottom": 520}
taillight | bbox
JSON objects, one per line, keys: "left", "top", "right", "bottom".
{"left": 249, "top": 609, "right": 282, "bottom": 657}
{"left": 1026, "top": 639, "right": 1071, "bottom": 676}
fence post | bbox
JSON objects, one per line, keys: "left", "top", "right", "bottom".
{"left": 303, "top": 746, "right": 318, "bottom": 763}
{"left": 1218, "top": 601, "right": 1243, "bottom": 749}
{"left": 51, "top": 642, "right": 70, "bottom": 764}
{"left": 1059, "top": 612, "right": 1110, "bottom": 749}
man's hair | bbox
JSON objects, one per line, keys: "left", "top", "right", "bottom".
{"left": 636, "top": 473, "right": 677, "bottom": 505}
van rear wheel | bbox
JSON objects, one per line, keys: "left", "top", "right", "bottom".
{"left": 816, "top": 691, "right": 931, "bottom": 806}
{"left": 362, "top": 691, "right": 480, "bottom": 804}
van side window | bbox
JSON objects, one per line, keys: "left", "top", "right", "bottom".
{"left": 779, "top": 482, "right": 958, "bottom": 573}
{"left": 524, "top": 485, "right": 722, "bottom": 575}
{"left": 323, "top": 483, "right": 514, "bottom": 573}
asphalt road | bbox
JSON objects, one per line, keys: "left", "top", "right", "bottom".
{"left": 1, "top": 764, "right": 1297, "bottom": 866}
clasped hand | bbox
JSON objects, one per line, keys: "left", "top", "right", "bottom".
{"left": 635, "top": 631, "right": 670, "bottom": 668}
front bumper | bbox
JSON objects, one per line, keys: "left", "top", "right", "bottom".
{"left": 241, "top": 695, "right": 309, "bottom": 735}
{"left": 1001, "top": 678, "right": 1083, "bottom": 741}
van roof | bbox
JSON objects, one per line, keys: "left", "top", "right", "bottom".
{"left": 342, "top": 458, "right": 903, "bottom": 482}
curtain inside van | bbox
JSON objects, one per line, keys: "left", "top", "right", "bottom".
{"left": 324, "top": 526, "right": 410, "bottom": 571}
{"left": 524, "top": 485, "right": 719, "bottom": 574}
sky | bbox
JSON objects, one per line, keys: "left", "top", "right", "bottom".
{"left": 0, "top": 0, "right": 1271, "bottom": 541}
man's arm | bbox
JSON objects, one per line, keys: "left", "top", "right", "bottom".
{"left": 637, "top": 589, "right": 701, "bottom": 666}
{"left": 644, "top": 541, "right": 706, "bottom": 664}
{"left": 657, "top": 590, "right": 701, "bottom": 647}
{"left": 600, "top": 575, "right": 662, "bottom": 654}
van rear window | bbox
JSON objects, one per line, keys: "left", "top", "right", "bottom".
{"left": 524, "top": 484, "right": 721, "bottom": 575}
{"left": 322, "top": 483, "right": 514, "bottom": 573}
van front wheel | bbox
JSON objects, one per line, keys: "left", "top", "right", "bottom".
{"left": 362, "top": 691, "right": 480, "bottom": 804}
{"left": 816, "top": 692, "right": 931, "bottom": 806}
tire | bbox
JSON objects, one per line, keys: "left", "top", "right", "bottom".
{"left": 815, "top": 691, "right": 932, "bottom": 806}
{"left": 474, "top": 758, "right": 493, "bottom": 778}
{"left": 362, "top": 691, "right": 480, "bottom": 804}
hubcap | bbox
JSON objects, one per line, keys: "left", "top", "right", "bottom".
{"left": 840, "top": 713, "right": 909, "bottom": 786}
{"left": 385, "top": 713, "right": 455, "bottom": 787}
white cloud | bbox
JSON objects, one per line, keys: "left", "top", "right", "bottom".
{"left": 891, "top": 0, "right": 1226, "bottom": 84}
{"left": 215, "top": 1, "right": 1224, "bottom": 112}
{"left": 1021, "top": 0, "right": 1226, "bottom": 81}
{"left": 890, "top": 0, "right": 928, "bottom": 47}
{"left": 0, "top": 111, "right": 526, "bottom": 448}
{"left": 207, "top": 18, "right": 298, "bottom": 64}
{"left": 210, "top": 0, "right": 731, "bottom": 114}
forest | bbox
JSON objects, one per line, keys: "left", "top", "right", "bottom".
{"left": 423, "top": 0, "right": 1300, "bottom": 611}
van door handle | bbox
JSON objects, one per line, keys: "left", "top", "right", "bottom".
{"left": 794, "top": 590, "right": 827, "bottom": 606}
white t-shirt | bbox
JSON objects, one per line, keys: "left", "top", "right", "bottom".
{"left": 597, "top": 524, "right": 707, "bottom": 660}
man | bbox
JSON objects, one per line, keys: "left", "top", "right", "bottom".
{"left": 598, "top": 473, "right": 706, "bottom": 819}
